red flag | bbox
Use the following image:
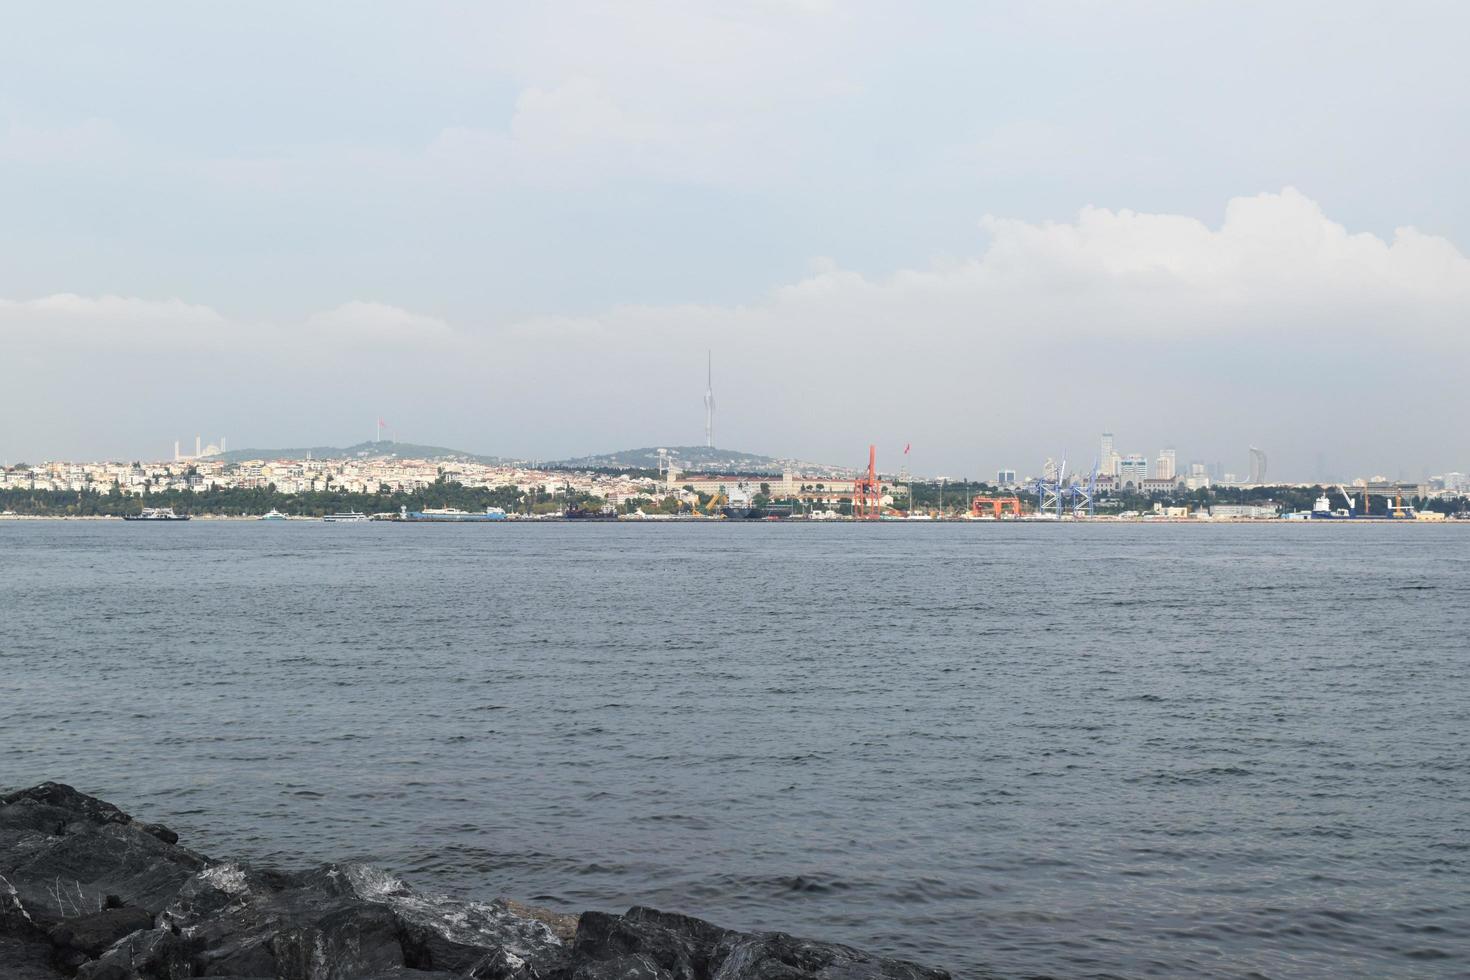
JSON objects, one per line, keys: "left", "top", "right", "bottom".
{"left": 904, "top": 443, "right": 911, "bottom": 455}
{"left": 378, "top": 417, "right": 388, "bottom": 428}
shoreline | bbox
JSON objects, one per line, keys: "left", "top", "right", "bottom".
{"left": 0, "top": 782, "right": 951, "bottom": 980}
{"left": 0, "top": 513, "right": 1462, "bottom": 524}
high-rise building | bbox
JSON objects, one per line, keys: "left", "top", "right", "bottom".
{"left": 996, "top": 469, "right": 1017, "bottom": 487}
{"left": 1100, "top": 433, "right": 1115, "bottom": 475}
{"left": 1248, "top": 446, "right": 1268, "bottom": 484}
{"left": 1118, "top": 454, "right": 1148, "bottom": 488}
{"left": 1155, "top": 448, "right": 1176, "bottom": 481}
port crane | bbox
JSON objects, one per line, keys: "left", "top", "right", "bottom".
{"left": 1032, "top": 458, "right": 1099, "bottom": 518}
{"left": 1379, "top": 489, "right": 1412, "bottom": 518}
{"left": 1335, "top": 485, "right": 1357, "bottom": 516}
{"left": 970, "top": 495, "right": 1024, "bottom": 518}
{"left": 851, "top": 445, "right": 882, "bottom": 520}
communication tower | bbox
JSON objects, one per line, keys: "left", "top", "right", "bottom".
{"left": 704, "top": 352, "right": 715, "bottom": 449}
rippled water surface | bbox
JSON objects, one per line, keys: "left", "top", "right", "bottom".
{"left": 3, "top": 520, "right": 1469, "bottom": 977}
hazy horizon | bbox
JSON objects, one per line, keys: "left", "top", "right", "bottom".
{"left": 3, "top": 3, "right": 1467, "bottom": 479}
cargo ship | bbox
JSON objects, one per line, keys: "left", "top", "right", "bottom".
{"left": 399, "top": 506, "right": 507, "bottom": 522}
{"left": 123, "top": 507, "right": 190, "bottom": 522}
{"left": 1308, "top": 494, "right": 1353, "bottom": 519}
{"left": 1307, "top": 487, "right": 1417, "bottom": 520}
{"left": 562, "top": 506, "right": 619, "bottom": 521}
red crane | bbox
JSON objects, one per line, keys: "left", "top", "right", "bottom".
{"left": 852, "top": 444, "right": 882, "bottom": 520}
{"left": 970, "top": 495, "right": 1024, "bottom": 518}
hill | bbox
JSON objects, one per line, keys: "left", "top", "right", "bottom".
{"left": 547, "top": 445, "right": 853, "bottom": 477}
{"left": 218, "top": 441, "right": 513, "bottom": 465}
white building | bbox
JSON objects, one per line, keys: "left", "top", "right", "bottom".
{"left": 1118, "top": 454, "right": 1149, "bottom": 489}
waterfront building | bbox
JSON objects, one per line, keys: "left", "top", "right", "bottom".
{"left": 1118, "top": 454, "right": 1148, "bottom": 489}
{"left": 1155, "top": 449, "right": 1176, "bottom": 481}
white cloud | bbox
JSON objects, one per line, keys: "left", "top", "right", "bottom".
{"left": 1, "top": 190, "right": 1465, "bottom": 472}
{"left": 0, "top": 296, "right": 454, "bottom": 352}
{"left": 303, "top": 302, "right": 454, "bottom": 347}
{"left": 5, "top": 190, "right": 1464, "bottom": 360}
{"left": 0, "top": 293, "right": 227, "bottom": 348}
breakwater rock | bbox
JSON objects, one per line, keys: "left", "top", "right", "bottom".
{"left": 0, "top": 783, "right": 951, "bottom": 980}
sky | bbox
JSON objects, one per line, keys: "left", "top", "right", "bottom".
{"left": 2, "top": 1, "right": 1467, "bottom": 480}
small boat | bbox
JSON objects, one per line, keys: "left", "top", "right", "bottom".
{"left": 123, "top": 507, "right": 190, "bottom": 522}
{"left": 321, "top": 512, "right": 370, "bottom": 523}
{"left": 259, "top": 509, "right": 288, "bottom": 521}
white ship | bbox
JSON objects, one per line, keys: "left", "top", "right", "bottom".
{"left": 123, "top": 507, "right": 190, "bottom": 522}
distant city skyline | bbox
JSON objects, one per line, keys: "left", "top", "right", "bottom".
{"left": 2, "top": 5, "right": 1467, "bottom": 474}
{"left": 2, "top": 426, "right": 1457, "bottom": 490}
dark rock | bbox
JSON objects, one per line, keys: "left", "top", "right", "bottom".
{"left": 0, "top": 931, "right": 63, "bottom": 980}
{"left": 272, "top": 902, "right": 406, "bottom": 979}
{"left": 1, "top": 784, "right": 950, "bottom": 980}
{"left": 75, "top": 927, "right": 196, "bottom": 980}
{"left": 76, "top": 965, "right": 133, "bottom": 980}
{"left": 1, "top": 783, "right": 132, "bottom": 828}
{"left": 570, "top": 908, "right": 733, "bottom": 980}
{"left": 330, "top": 864, "right": 564, "bottom": 976}
{"left": 48, "top": 905, "right": 153, "bottom": 958}
{"left": 566, "top": 908, "right": 951, "bottom": 980}
{"left": 138, "top": 824, "right": 180, "bottom": 846}
{"left": 711, "top": 932, "right": 950, "bottom": 980}
{"left": 0, "top": 784, "right": 208, "bottom": 924}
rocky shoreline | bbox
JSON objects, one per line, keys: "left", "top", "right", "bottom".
{"left": 0, "top": 783, "right": 951, "bottom": 980}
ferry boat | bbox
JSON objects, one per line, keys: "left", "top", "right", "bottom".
{"left": 321, "top": 512, "right": 370, "bottom": 523}
{"left": 259, "top": 509, "right": 288, "bottom": 521}
{"left": 399, "top": 506, "right": 507, "bottom": 522}
{"left": 124, "top": 507, "right": 190, "bottom": 522}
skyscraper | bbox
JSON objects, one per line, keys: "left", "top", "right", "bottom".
{"left": 1155, "top": 448, "right": 1176, "bottom": 481}
{"left": 1248, "top": 446, "right": 1268, "bottom": 484}
{"left": 1100, "top": 432, "right": 1115, "bottom": 475}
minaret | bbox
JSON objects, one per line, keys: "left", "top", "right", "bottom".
{"left": 703, "top": 351, "right": 715, "bottom": 449}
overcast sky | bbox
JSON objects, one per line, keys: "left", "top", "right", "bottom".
{"left": 2, "top": 2, "right": 1467, "bottom": 479}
